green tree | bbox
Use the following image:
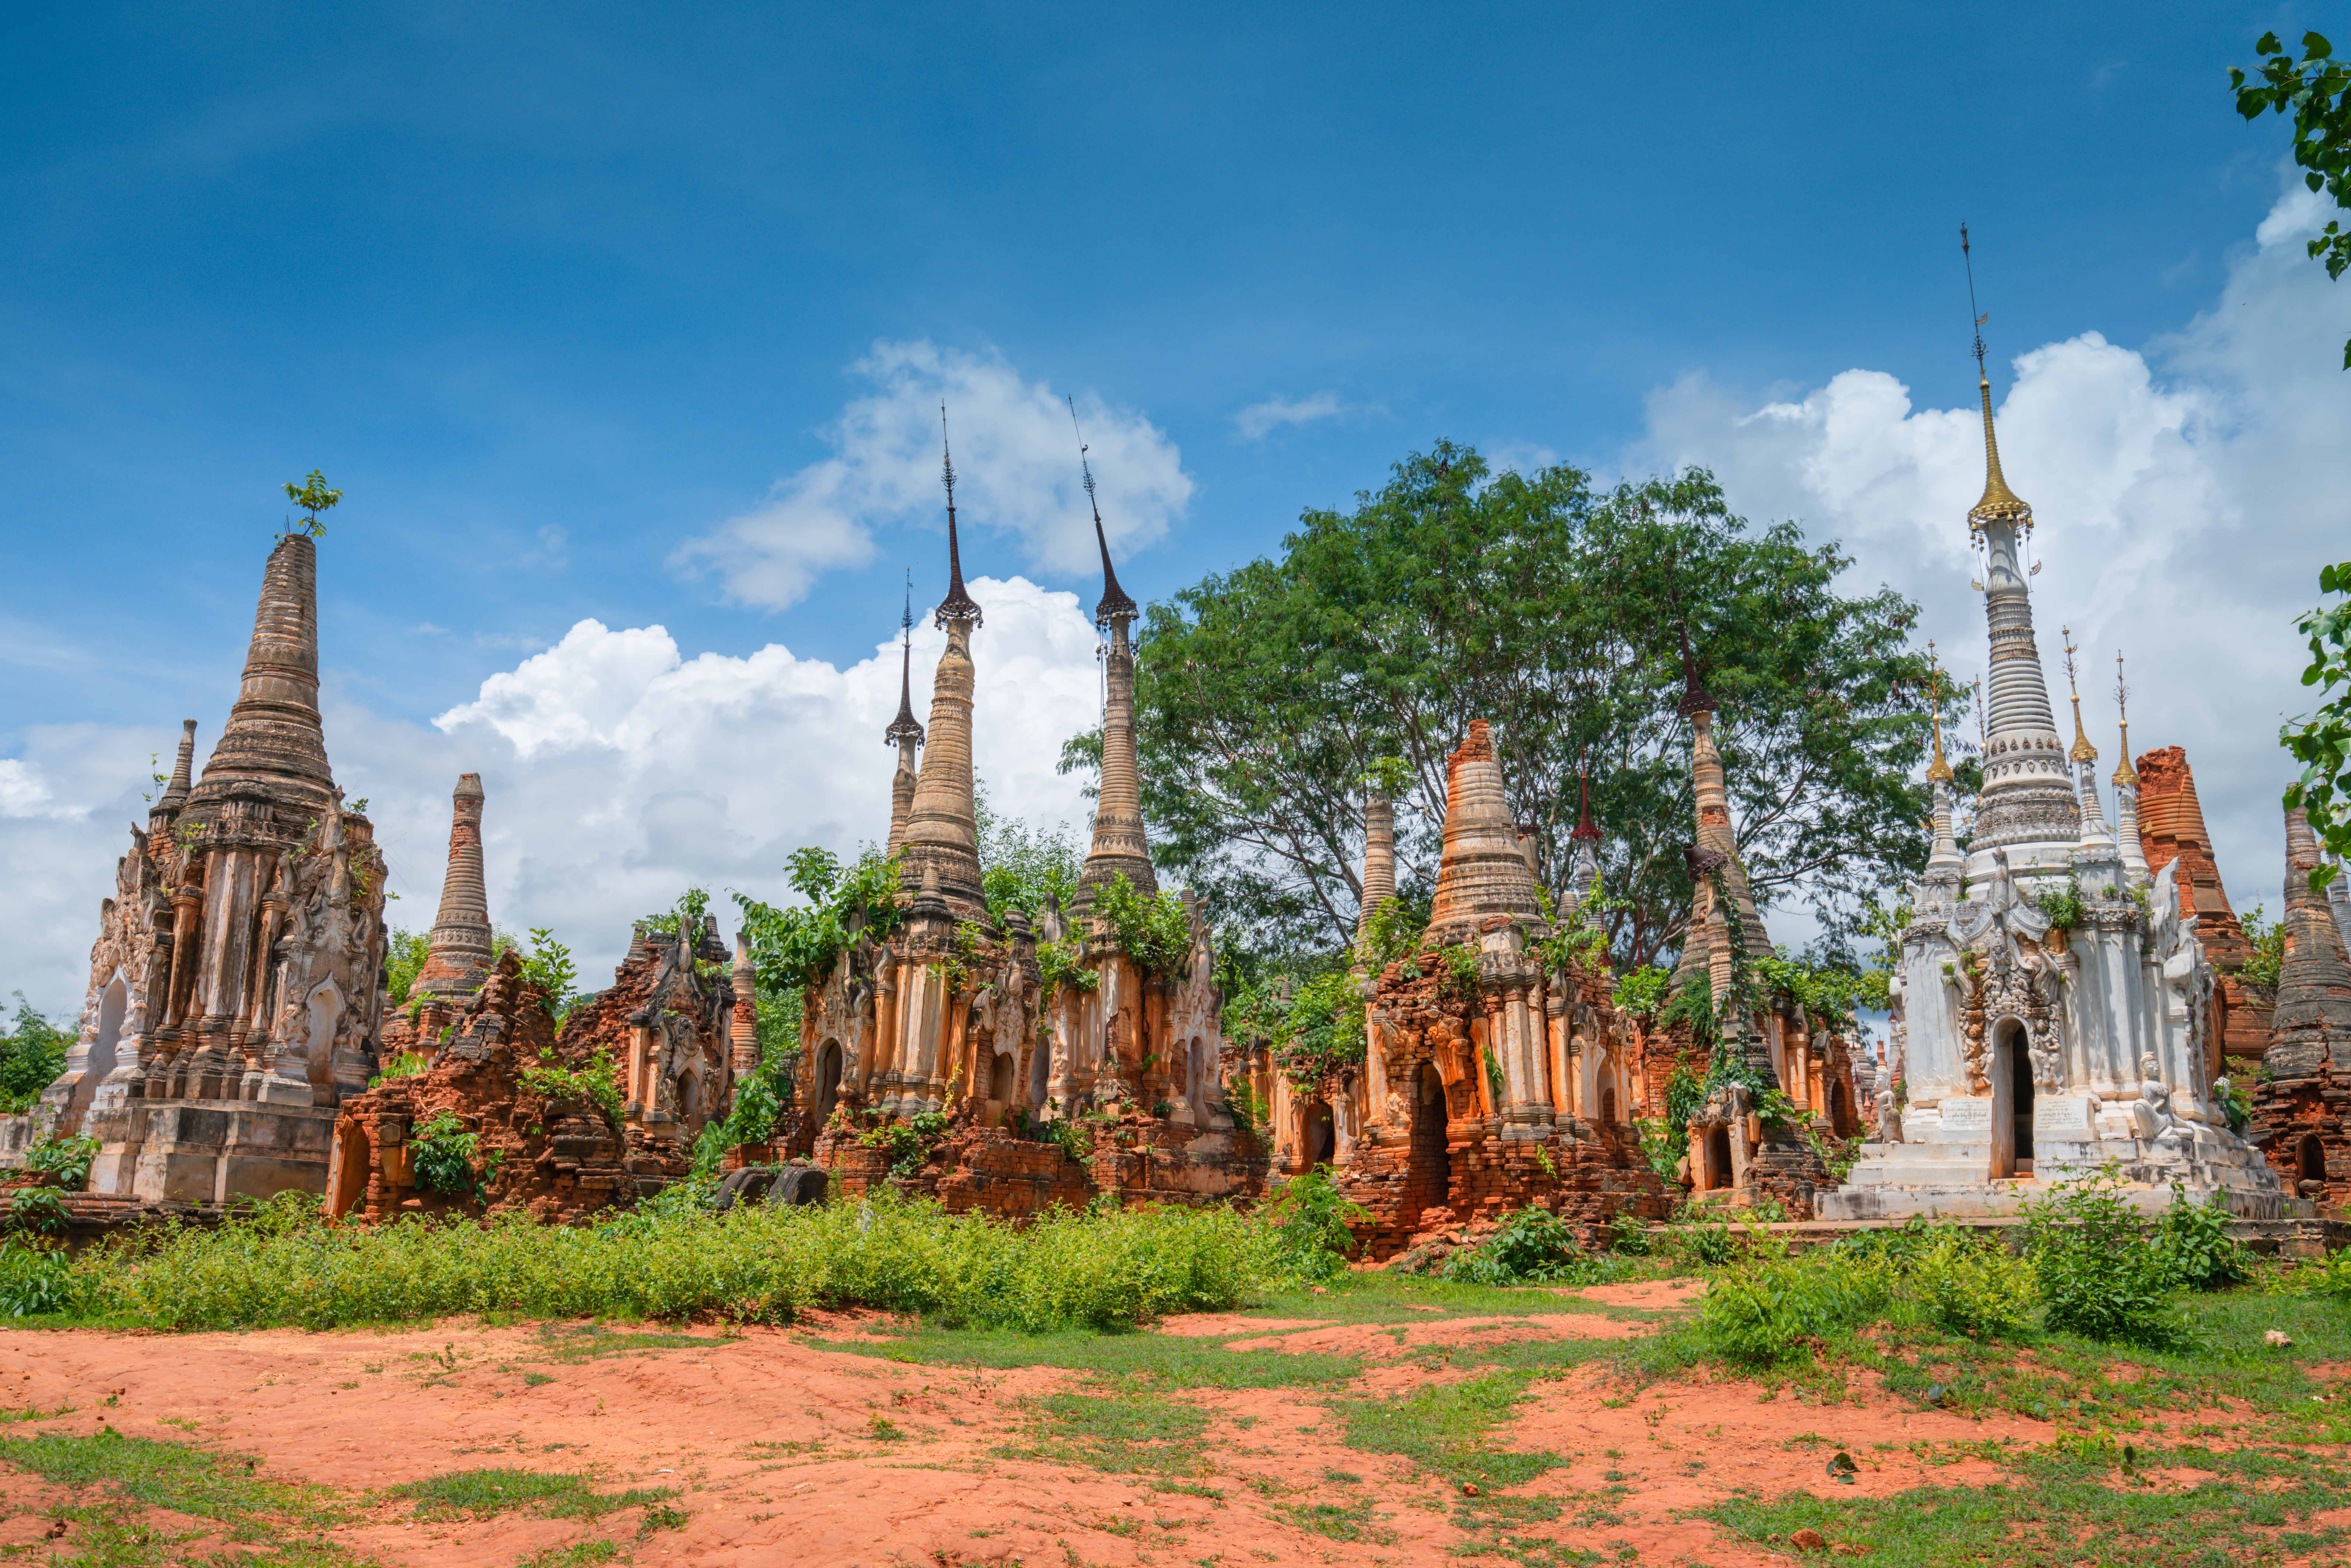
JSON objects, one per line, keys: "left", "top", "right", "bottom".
{"left": 2283, "top": 557, "right": 2351, "bottom": 886}
{"left": 2233, "top": 31, "right": 2351, "bottom": 367}
{"left": 0, "top": 994, "right": 71, "bottom": 1115}
{"left": 1096, "top": 443, "right": 1945, "bottom": 971}
{"left": 973, "top": 781, "right": 1081, "bottom": 920}
{"left": 382, "top": 928, "right": 429, "bottom": 1007}
{"left": 282, "top": 470, "right": 342, "bottom": 538}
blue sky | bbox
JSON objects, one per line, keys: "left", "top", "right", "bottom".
{"left": 4, "top": 2, "right": 2344, "bottom": 1014}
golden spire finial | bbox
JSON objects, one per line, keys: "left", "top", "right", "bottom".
{"left": 1925, "top": 641, "right": 1953, "bottom": 782}
{"left": 2063, "top": 627, "right": 2097, "bottom": 763}
{"left": 2110, "top": 649, "right": 2138, "bottom": 786}
{"left": 1961, "top": 224, "right": 2034, "bottom": 539}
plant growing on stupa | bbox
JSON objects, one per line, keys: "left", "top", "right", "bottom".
{"left": 282, "top": 470, "right": 341, "bottom": 538}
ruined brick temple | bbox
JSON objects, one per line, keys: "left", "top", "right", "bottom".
{"left": 791, "top": 431, "right": 1262, "bottom": 1214}
{"left": 3, "top": 535, "right": 393, "bottom": 1204}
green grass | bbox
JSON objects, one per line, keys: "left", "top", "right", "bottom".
{"left": 388, "top": 1466, "right": 676, "bottom": 1521}
{"left": 1244, "top": 1269, "right": 1665, "bottom": 1327}
{"left": 1703, "top": 1441, "right": 2351, "bottom": 1567}
{"left": 23, "top": 1185, "right": 1286, "bottom": 1333}
{"left": 1279, "top": 1494, "right": 1393, "bottom": 1543}
{"left": 527, "top": 1320, "right": 725, "bottom": 1362}
{"left": 1332, "top": 1369, "right": 1560, "bottom": 1492}
{"left": 518, "top": 1543, "right": 621, "bottom": 1568}
{"left": 995, "top": 1389, "right": 1214, "bottom": 1477}
{"left": 820, "top": 1322, "right": 1360, "bottom": 1388}
{"left": 0, "top": 1428, "right": 362, "bottom": 1566}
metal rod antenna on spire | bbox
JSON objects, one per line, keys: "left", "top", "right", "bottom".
{"left": 940, "top": 403, "right": 956, "bottom": 502}
{"left": 1961, "top": 222, "right": 1988, "bottom": 378}
{"left": 1068, "top": 395, "right": 1103, "bottom": 529}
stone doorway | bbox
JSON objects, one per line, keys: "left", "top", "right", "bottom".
{"left": 1302, "top": 1101, "right": 1336, "bottom": 1169}
{"left": 987, "top": 1049, "right": 1015, "bottom": 1106}
{"left": 814, "top": 1039, "right": 843, "bottom": 1126}
{"left": 1992, "top": 1020, "right": 2033, "bottom": 1178}
{"left": 326, "top": 1120, "right": 372, "bottom": 1220}
{"left": 1705, "top": 1124, "right": 1734, "bottom": 1189}
{"left": 1829, "top": 1078, "right": 1853, "bottom": 1139}
{"left": 1406, "top": 1062, "right": 1451, "bottom": 1220}
{"left": 2299, "top": 1134, "right": 2328, "bottom": 1192}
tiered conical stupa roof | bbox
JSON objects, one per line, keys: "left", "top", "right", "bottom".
{"left": 1074, "top": 491, "right": 1154, "bottom": 911}
{"left": 898, "top": 417, "right": 987, "bottom": 917}
{"left": 2135, "top": 746, "right": 2251, "bottom": 968}
{"left": 414, "top": 773, "right": 494, "bottom": 1004}
{"left": 2265, "top": 805, "right": 2351, "bottom": 1080}
{"left": 185, "top": 533, "right": 337, "bottom": 817}
{"left": 1424, "top": 721, "right": 1546, "bottom": 945}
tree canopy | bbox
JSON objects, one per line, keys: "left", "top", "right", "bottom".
{"left": 1083, "top": 443, "right": 1947, "bottom": 975}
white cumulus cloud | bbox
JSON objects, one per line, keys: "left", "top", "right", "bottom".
{"left": 1632, "top": 169, "right": 2351, "bottom": 920}
{"left": 676, "top": 340, "right": 1193, "bottom": 607}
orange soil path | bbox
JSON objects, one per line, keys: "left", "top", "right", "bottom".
{"left": 0, "top": 1297, "right": 2066, "bottom": 1567}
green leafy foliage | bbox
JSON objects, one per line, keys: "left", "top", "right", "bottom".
{"left": 2234, "top": 31, "right": 2351, "bottom": 366}
{"left": 1440, "top": 1204, "right": 1617, "bottom": 1286}
{"left": 2279, "top": 562, "right": 2351, "bottom": 887}
{"left": 520, "top": 929, "right": 581, "bottom": 1023}
{"left": 383, "top": 928, "right": 430, "bottom": 1008}
{"left": 1094, "top": 871, "right": 1193, "bottom": 976}
{"left": 1119, "top": 446, "right": 1944, "bottom": 972}
{"left": 26, "top": 1186, "right": 1283, "bottom": 1333}
{"left": 975, "top": 785, "right": 1082, "bottom": 920}
{"left": 2149, "top": 1183, "right": 2254, "bottom": 1292}
{"left": 1354, "top": 892, "right": 1429, "bottom": 972}
{"left": 2032, "top": 877, "right": 2086, "bottom": 932}
{"left": 1262, "top": 1168, "right": 1369, "bottom": 1280}
{"left": 641, "top": 887, "right": 711, "bottom": 936}
{"left": 861, "top": 1108, "right": 952, "bottom": 1177}
{"left": 1033, "top": 936, "right": 1097, "bottom": 996}
{"left": 23, "top": 1134, "right": 98, "bottom": 1190}
{"left": 520, "top": 1049, "right": 625, "bottom": 1129}
{"left": 410, "top": 1112, "right": 483, "bottom": 1199}
{"left": 2238, "top": 903, "right": 2287, "bottom": 988}
{"left": 734, "top": 845, "right": 905, "bottom": 987}
{"left": 1612, "top": 963, "right": 1670, "bottom": 1019}
{"left": 0, "top": 992, "right": 69, "bottom": 1115}
{"left": 281, "top": 469, "right": 341, "bottom": 537}
{"left": 1227, "top": 969, "right": 1365, "bottom": 1088}
{"left": 1752, "top": 952, "right": 1870, "bottom": 1026}
{"left": 368, "top": 1051, "right": 428, "bottom": 1088}
{"left": 2019, "top": 1168, "right": 2185, "bottom": 1349}
{"left": 0, "top": 1238, "right": 75, "bottom": 1316}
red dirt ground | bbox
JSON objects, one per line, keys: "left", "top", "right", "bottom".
{"left": 0, "top": 1290, "right": 2200, "bottom": 1567}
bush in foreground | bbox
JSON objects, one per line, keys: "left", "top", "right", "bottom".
{"left": 30, "top": 1188, "right": 1286, "bottom": 1333}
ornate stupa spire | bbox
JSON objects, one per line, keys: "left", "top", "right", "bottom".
{"left": 153, "top": 719, "right": 198, "bottom": 819}
{"left": 2264, "top": 804, "right": 2351, "bottom": 1081}
{"left": 2110, "top": 651, "right": 2150, "bottom": 883}
{"left": 899, "top": 408, "right": 987, "bottom": 917}
{"left": 1923, "top": 648, "right": 1964, "bottom": 887}
{"left": 186, "top": 532, "right": 337, "bottom": 817}
{"left": 413, "top": 774, "right": 493, "bottom": 1005}
{"left": 1668, "top": 622, "right": 1773, "bottom": 1012}
{"left": 1566, "top": 773, "right": 1602, "bottom": 913}
{"left": 1070, "top": 399, "right": 1156, "bottom": 913}
{"left": 1955, "top": 225, "right": 2079, "bottom": 881}
{"left": 934, "top": 406, "right": 982, "bottom": 629}
{"left": 883, "top": 574, "right": 925, "bottom": 857}
{"left": 2062, "top": 628, "right": 2111, "bottom": 841}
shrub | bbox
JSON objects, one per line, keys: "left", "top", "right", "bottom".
{"left": 0, "top": 1239, "right": 75, "bottom": 1317}
{"left": 1907, "top": 1228, "right": 2038, "bottom": 1341}
{"left": 1262, "top": 1168, "right": 1369, "bottom": 1281}
{"left": 2020, "top": 1167, "right": 2185, "bottom": 1349}
{"left": 369, "top": 1051, "right": 429, "bottom": 1088}
{"left": 1692, "top": 1255, "right": 1887, "bottom": 1368}
{"left": 1442, "top": 1205, "right": 1616, "bottom": 1286}
{"left": 23, "top": 1134, "right": 99, "bottom": 1191}
{"left": 2150, "top": 1183, "right": 2253, "bottom": 1291}
{"left": 48, "top": 1186, "right": 1283, "bottom": 1333}
{"left": 0, "top": 993, "right": 69, "bottom": 1116}
{"left": 520, "top": 1050, "right": 625, "bottom": 1128}
{"left": 410, "top": 1112, "right": 482, "bottom": 1199}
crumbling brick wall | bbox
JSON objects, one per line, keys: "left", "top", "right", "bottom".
{"left": 327, "top": 954, "right": 684, "bottom": 1224}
